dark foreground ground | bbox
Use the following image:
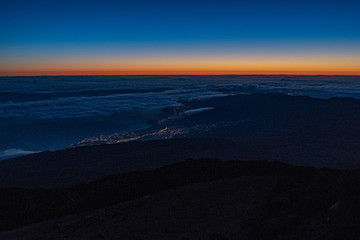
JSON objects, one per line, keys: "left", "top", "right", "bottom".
{"left": 1, "top": 93, "right": 360, "bottom": 239}
{"left": 1, "top": 158, "right": 360, "bottom": 240}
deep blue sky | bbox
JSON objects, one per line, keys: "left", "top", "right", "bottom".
{"left": 0, "top": 0, "right": 359, "bottom": 75}
{"left": 1, "top": 0, "right": 359, "bottom": 44}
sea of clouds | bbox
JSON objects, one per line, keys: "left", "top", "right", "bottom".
{"left": 1, "top": 75, "right": 359, "bottom": 159}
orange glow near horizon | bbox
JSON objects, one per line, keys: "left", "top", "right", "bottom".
{"left": 1, "top": 55, "right": 359, "bottom": 76}
{"left": 1, "top": 70, "right": 360, "bottom": 76}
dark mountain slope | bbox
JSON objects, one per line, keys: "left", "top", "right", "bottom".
{"left": 161, "top": 94, "right": 360, "bottom": 168}
{"left": 0, "top": 158, "right": 319, "bottom": 232}
{"left": 0, "top": 138, "right": 236, "bottom": 188}
{"left": 1, "top": 159, "right": 360, "bottom": 240}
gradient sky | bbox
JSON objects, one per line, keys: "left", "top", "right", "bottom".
{"left": 0, "top": 0, "right": 359, "bottom": 75}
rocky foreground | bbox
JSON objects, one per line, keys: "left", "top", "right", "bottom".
{"left": 1, "top": 158, "right": 360, "bottom": 240}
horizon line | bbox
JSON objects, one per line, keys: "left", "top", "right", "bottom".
{"left": 1, "top": 75, "right": 359, "bottom": 77}
{"left": 1, "top": 71, "right": 359, "bottom": 77}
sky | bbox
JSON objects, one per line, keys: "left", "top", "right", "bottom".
{"left": 0, "top": 0, "right": 359, "bottom": 76}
